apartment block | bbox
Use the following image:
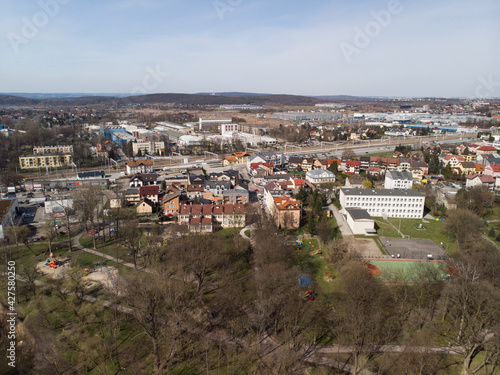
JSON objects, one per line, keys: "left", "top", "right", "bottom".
{"left": 19, "top": 154, "right": 73, "bottom": 170}
{"left": 339, "top": 188, "right": 425, "bottom": 219}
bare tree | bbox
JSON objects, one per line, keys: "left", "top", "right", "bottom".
{"left": 73, "top": 185, "right": 103, "bottom": 249}
{"left": 120, "top": 218, "right": 143, "bottom": 269}
{"left": 439, "top": 257, "right": 500, "bottom": 375}
{"left": 122, "top": 272, "right": 198, "bottom": 374}
{"left": 42, "top": 215, "right": 58, "bottom": 254}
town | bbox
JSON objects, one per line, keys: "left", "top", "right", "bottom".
{"left": 1, "top": 94, "right": 499, "bottom": 374}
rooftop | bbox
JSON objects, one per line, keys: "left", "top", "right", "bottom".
{"left": 0, "top": 199, "right": 16, "bottom": 221}
{"left": 346, "top": 208, "right": 373, "bottom": 221}
{"left": 341, "top": 188, "right": 424, "bottom": 197}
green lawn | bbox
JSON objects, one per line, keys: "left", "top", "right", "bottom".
{"left": 215, "top": 227, "right": 242, "bottom": 238}
{"left": 483, "top": 204, "right": 500, "bottom": 221}
{"left": 374, "top": 219, "right": 401, "bottom": 238}
{"left": 386, "top": 218, "right": 458, "bottom": 254}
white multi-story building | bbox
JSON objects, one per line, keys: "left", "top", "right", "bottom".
{"left": 339, "top": 188, "right": 425, "bottom": 219}
{"left": 384, "top": 171, "right": 413, "bottom": 189}
{"left": 305, "top": 169, "right": 336, "bottom": 184}
{"left": 132, "top": 141, "right": 165, "bottom": 156}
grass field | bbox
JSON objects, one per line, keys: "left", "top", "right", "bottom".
{"left": 374, "top": 217, "right": 458, "bottom": 254}
{"left": 362, "top": 259, "right": 449, "bottom": 283}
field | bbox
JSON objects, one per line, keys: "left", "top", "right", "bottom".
{"left": 375, "top": 217, "right": 458, "bottom": 254}
{"left": 362, "top": 259, "right": 450, "bottom": 283}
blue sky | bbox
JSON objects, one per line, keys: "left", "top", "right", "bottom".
{"left": 1, "top": 0, "right": 499, "bottom": 97}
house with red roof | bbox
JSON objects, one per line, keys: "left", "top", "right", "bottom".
{"left": 292, "top": 178, "right": 305, "bottom": 189}
{"left": 139, "top": 185, "right": 159, "bottom": 203}
{"left": 476, "top": 145, "right": 498, "bottom": 155}
{"left": 178, "top": 203, "right": 246, "bottom": 233}
{"left": 345, "top": 160, "right": 361, "bottom": 174}
{"left": 442, "top": 155, "right": 465, "bottom": 168}
{"left": 466, "top": 174, "right": 496, "bottom": 191}
{"left": 475, "top": 164, "right": 486, "bottom": 174}
{"left": 271, "top": 195, "right": 302, "bottom": 229}
{"left": 484, "top": 164, "right": 500, "bottom": 178}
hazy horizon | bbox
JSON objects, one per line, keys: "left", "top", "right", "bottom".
{"left": 2, "top": 0, "right": 499, "bottom": 98}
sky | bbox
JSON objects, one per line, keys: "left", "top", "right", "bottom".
{"left": 1, "top": 0, "right": 499, "bottom": 97}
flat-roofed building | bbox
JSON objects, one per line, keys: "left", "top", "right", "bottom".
{"left": 345, "top": 208, "right": 376, "bottom": 235}
{"left": 0, "top": 199, "right": 18, "bottom": 239}
{"left": 339, "top": 188, "right": 425, "bottom": 219}
{"left": 132, "top": 141, "right": 165, "bottom": 156}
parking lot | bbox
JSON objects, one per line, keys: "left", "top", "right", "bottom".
{"left": 379, "top": 237, "right": 448, "bottom": 261}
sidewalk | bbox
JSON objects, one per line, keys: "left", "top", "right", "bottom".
{"left": 328, "top": 204, "right": 353, "bottom": 237}
{"left": 73, "top": 232, "right": 151, "bottom": 272}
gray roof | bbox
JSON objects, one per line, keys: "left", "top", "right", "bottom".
{"left": 385, "top": 170, "right": 413, "bottom": 181}
{"left": 306, "top": 169, "right": 335, "bottom": 178}
{"left": 341, "top": 188, "right": 424, "bottom": 197}
{"left": 205, "top": 180, "right": 232, "bottom": 189}
{"left": 223, "top": 189, "right": 249, "bottom": 196}
{"left": 346, "top": 208, "right": 373, "bottom": 220}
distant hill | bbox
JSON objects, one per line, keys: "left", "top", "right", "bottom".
{"left": 0, "top": 92, "right": 394, "bottom": 107}
{"left": 0, "top": 95, "right": 40, "bottom": 106}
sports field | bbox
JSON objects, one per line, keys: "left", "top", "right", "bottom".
{"left": 362, "top": 259, "right": 451, "bottom": 283}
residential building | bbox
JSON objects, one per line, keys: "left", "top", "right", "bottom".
{"left": 339, "top": 188, "right": 425, "bottom": 219}
{"left": 441, "top": 155, "right": 465, "bottom": 168}
{"left": 345, "top": 175, "right": 368, "bottom": 188}
{"left": 247, "top": 152, "right": 285, "bottom": 170}
{"left": 126, "top": 159, "right": 154, "bottom": 175}
{"left": 271, "top": 195, "right": 302, "bottom": 229}
{"left": 186, "top": 184, "right": 204, "bottom": 199}
{"left": 123, "top": 188, "right": 141, "bottom": 204}
{"left": 140, "top": 185, "right": 159, "bottom": 203}
{"left": 129, "top": 173, "right": 158, "bottom": 187}
{"left": 222, "top": 188, "right": 249, "bottom": 204}
{"left": 19, "top": 154, "right": 73, "bottom": 169}
{"left": 384, "top": 171, "right": 413, "bottom": 189}
{"left": 345, "top": 160, "right": 361, "bottom": 174}
{"left": 475, "top": 164, "right": 486, "bottom": 174}
{"left": 33, "top": 145, "right": 73, "bottom": 155}
{"left": 305, "top": 169, "right": 336, "bottom": 184}
{"left": 0, "top": 199, "right": 19, "bottom": 239}
{"left": 476, "top": 146, "right": 498, "bottom": 155}
{"left": 205, "top": 180, "right": 232, "bottom": 196}
{"left": 484, "top": 164, "right": 500, "bottom": 178}
{"left": 209, "top": 170, "right": 239, "bottom": 186}
{"left": 466, "top": 174, "right": 495, "bottom": 191}
{"left": 344, "top": 208, "right": 376, "bottom": 235}
{"left": 456, "top": 162, "right": 476, "bottom": 175}
{"left": 162, "top": 192, "right": 181, "bottom": 216}
{"left": 366, "top": 167, "right": 384, "bottom": 177}
{"left": 189, "top": 174, "right": 206, "bottom": 185}
{"left": 137, "top": 198, "right": 155, "bottom": 215}
{"left": 178, "top": 203, "right": 245, "bottom": 232}
{"left": 223, "top": 156, "right": 238, "bottom": 166}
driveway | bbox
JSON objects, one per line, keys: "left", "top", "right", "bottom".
{"left": 329, "top": 204, "right": 353, "bottom": 237}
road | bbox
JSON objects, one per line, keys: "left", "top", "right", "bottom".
{"left": 21, "top": 134, "right": 467, "bottom": 183}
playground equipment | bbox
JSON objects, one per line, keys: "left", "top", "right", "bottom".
{"left": 295, "top": 238, "right": 303, "bottom": 247}
{"left": 44, "top": 252, "right": 58, "bottom": 269}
